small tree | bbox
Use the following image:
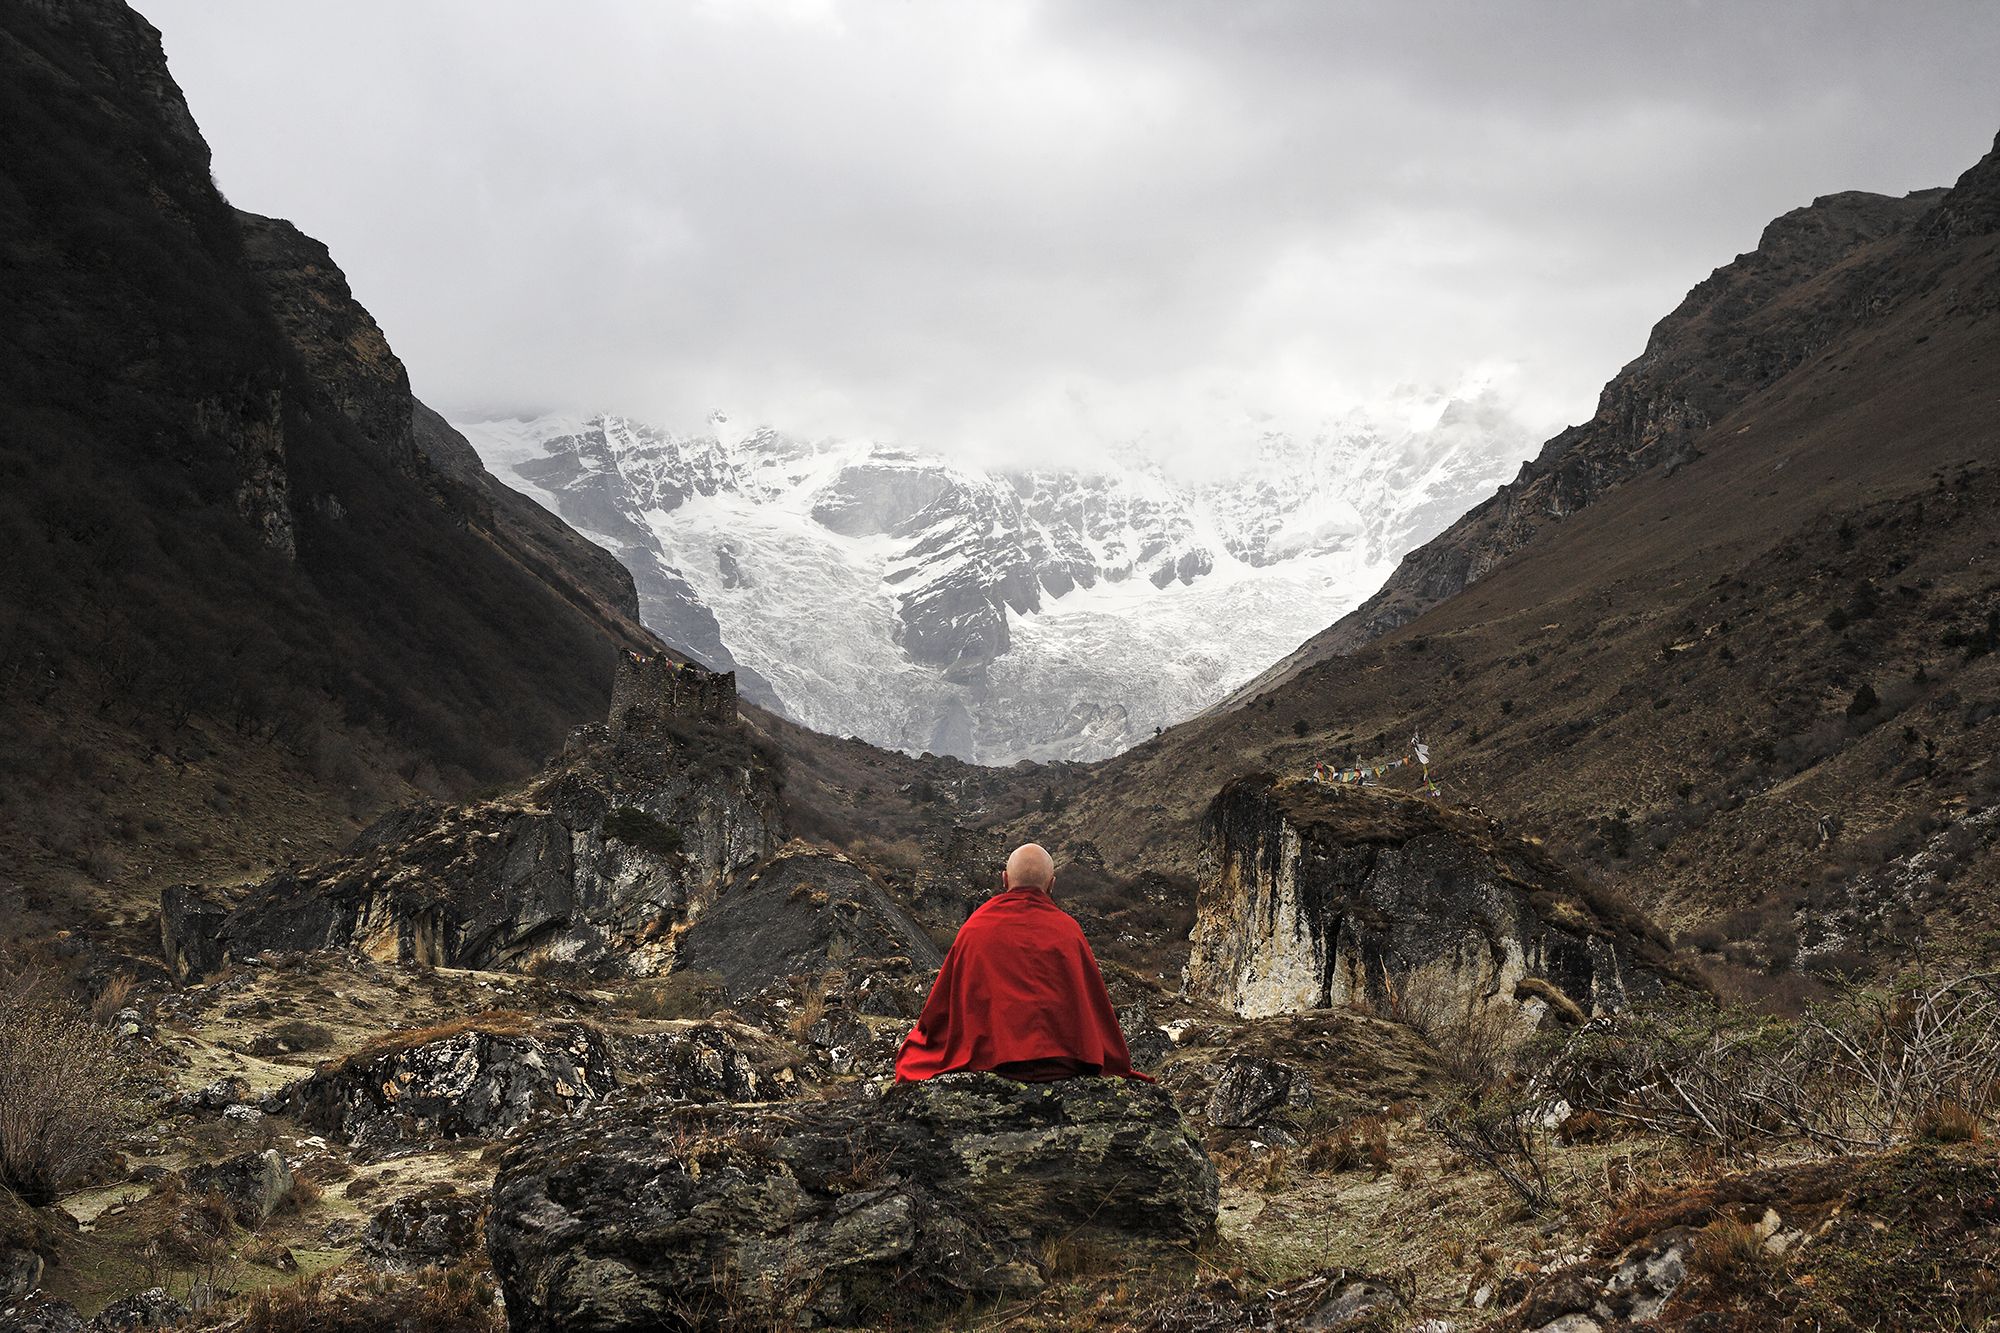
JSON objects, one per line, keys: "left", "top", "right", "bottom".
{"left": 0, "top": 978, "right": 137, "bottom": 1205}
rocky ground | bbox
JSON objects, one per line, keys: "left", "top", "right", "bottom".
{"left": 7, "top": 928, "right": 1995, "bottom": 1332}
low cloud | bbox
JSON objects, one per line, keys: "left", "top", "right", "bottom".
{"left": 149, "top": 0, "right": 2000, "bottom": 470}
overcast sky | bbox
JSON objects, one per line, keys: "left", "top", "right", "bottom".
{"left": 144, "top": 0, "right": 1999, "bottom": 470}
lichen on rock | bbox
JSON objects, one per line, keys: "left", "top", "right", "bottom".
{"left": 1188, "top": 775, "right": 1673, "bottom": 1023}
{"left": 487, "top": 1071, "right": 1218, "bottom": 1331}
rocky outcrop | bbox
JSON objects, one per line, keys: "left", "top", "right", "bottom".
{"left": 159, "top": 726, "right": 784, "bottom": 980}
{"left": 284, "top": 1019, "right": 615, "bottom": 1153}
{"left": 673, "top": 842, "right": 942, "bottom": 998}
{"left": 1205, "top": 1055, "right": 1313, "bottom": 1131}
{"left": 618, "top": 1021, "right": 819, "bottom": 1104}
{"left": 362, "top": 1186, "right": 488, "bottom": 1273}
{"left": 88, "top": 1290, "right": 185, "bottom": 1332}
{"left": 1, "top": 1249, "right": 42, "bottom": 1300}
{"left": 486, "top": 1072, "right": 1217, "bottom": 1331}
{"left": 1189, "top": 775, "right": 1674, "bottom": 1021}
{"left": 183, "top": 1150, "right": 293, "bottom": 1226}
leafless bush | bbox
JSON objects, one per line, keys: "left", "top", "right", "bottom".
{"left": 0, "top": 975, "right": 138, "bottom": 1204}
{"left": 1378, "top": 959, "right": 1519, "bottom": 1086}
{"left": 1536, "top": 972, "right": 2000, "bottom": 1156}
{"left": 1425, "top": 1091, "right": 1551, "bottom": 1211}
{"left": 1808, "top": 970, "right": 2000, "bottom": 1146}
{"left": 82, "top": 843, "right": 126, "bottom": 882}
{"left": 621, "top": 972, "right": 726, "bottom": 1021}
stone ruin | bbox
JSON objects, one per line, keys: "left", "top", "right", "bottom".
{"left": 608, "top": 651, "right": 737, "bottom": 736}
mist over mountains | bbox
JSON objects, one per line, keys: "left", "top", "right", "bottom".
{"left": 455, "top": 401, "right": 1533, "bottom": 762}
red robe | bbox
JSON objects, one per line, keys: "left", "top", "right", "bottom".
{"left": 894, "top": 888, "right": 1150, "bottom": 1083}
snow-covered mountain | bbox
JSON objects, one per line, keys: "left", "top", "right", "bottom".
{"left": 454, "top": 403, "right": 1532, "bottom": 763}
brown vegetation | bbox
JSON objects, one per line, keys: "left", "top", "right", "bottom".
{"left": 0, "top": 975, "right": 136, "bottom": 1206}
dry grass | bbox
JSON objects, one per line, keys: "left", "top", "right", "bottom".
{"left": 1302, "top": 1115, "right": 1393, "bottom": 1175}
{"left": 323, "top": 1011, "right": 537, "bottom": 1074}
{"left": 90, "top": 973, "right": 135, "bottom": 1026}
{"left": 271, "top": 1172, "right": 323, "bottom": 1217}
{"left": 1917, "top": 1101, "right": 1984, "bottom": 1144}
{"left": 620, "top": 972, "right": 725, "bottom": 1020}
{"left": 1690, "top": 1215, "right": 1765, "bottom": 1280}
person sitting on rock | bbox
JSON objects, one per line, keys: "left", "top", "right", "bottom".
{"left": 895, "top": 842, "right": 1150, "bottom": 1083}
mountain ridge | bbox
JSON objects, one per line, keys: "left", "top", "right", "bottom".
{"left": 457, "top": 401, "right": 1533, "bottom": 762}
{"left": 1217, "top": 150, "right": 1998, "bottom": 706}
{"left": 0, "top": 0, "right": 675, "bottom": 960}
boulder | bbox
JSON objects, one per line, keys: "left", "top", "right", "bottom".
{"left": 1595, "top": 1226, "right": 1695, "bottom": 1323}
{"left": 89, "top": 1289, "right": 185, "bottom": 1331}
{"left": 157, "top": 886, "right": 231, "bottom": 988}
{"left": 175, "top": 1076, "right": 247, "bottom": 1114}
{"left": 158, "top": 728, "right": 785, "bottom": 982}
{"left": 183, "top": 1150, "right": 292, "bottom": 1226}
{"left": 284, "top": 1019, "right": 614, "bottom": 1154}
{"left": 618, "top": 1021, "right": 816, "bottom": 1103}
{"left": 1189, "top": 776, "right": 1675, "bottom": 1020}
{"left": 1205, "top": 1055, "right": 1312, "bottom": 1130}
{"left": 363, "top": 1186, "right": 488, "bottom": 1273}
{"left": 1117, "top": 998, "right": 1174, "bottom": 1074}
{"left": 673, "top": 842, "right": 942, "bottom": 998}
{"left": 488, "top": 1072, "right": 1218, "bottom": 1330}
{"left": 0, "top": 1293, "right": 85, "bottom": 1333}
{"left": 0, "top": 1249, "right": 41, "bottom": 1299}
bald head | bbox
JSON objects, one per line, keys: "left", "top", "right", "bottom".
{"left": 1004, "top": 843, "right": 1055, "bottom": 893}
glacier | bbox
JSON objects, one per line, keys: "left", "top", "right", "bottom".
{"left": 452, "top": 403, "right": 1532, "bottom": 764}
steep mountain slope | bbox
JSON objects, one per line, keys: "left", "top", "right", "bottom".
{"left": 458, "top": 401, "right": 1530, "bottom": 762}
{"left": 1008, "top": 130, "right": 2000, "bottom": 998}
{"left": 0, "top": 0, "right": 663, "bottom": 956}
{"left": 1221, "top": 181, "right": 1959, "bottom": 703}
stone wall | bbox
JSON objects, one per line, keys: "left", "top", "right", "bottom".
{"left": 608, "top": 652, "right": 737, "bottom": 735}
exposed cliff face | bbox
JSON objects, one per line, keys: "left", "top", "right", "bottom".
{"left": 1223, "top": 135, "right": 2000, "bottom": 699}
{"left": 1188, "top": 775, "right": 1675, "bottom": 1022}
{"left": 235, "top": 212, "right": 419, "bottom": 475}
{"left": 159, "top": 726, "right": 785, "bottom": 981}
{"left": 410, "top": 403, "right": 656, "bottom": 648}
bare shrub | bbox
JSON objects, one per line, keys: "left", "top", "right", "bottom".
{"left": 0, "top": 976, "right": 137, "bottom": 1205}
{"left": 1811, "top": 971, "right": 2000, "bottom": 1146}
{"left": 1379, "top": 959, "right": 1518, "bottom": 1086}
{"left": 82, "top": 843, "right": 126, "bottom": 882}
{"left": 268, "top": 1020, "right": 336, "bottom": 1052}
{"left": 622, "top": 971, "right": 726, "bottom": 1020}
{"left": 1539, "top": 971, "right": 2000, "bottom": 1155}
{"left": 1425, "top": 1091, "right": 1551, "bottom": 1211}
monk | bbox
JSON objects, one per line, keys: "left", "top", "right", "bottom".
{"left": 894, "top": 843, "right": 1149, "bottom": 1083}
